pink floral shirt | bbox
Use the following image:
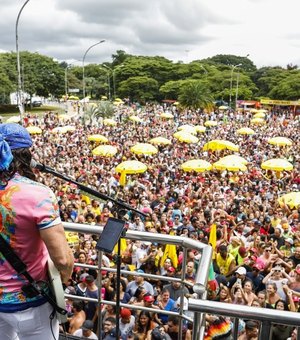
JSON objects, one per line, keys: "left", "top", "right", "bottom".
{"left": 0, "top": 173, "right": 61, "bottom": 311}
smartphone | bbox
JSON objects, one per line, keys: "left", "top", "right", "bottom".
{"left": 236, "top": 278, "right": 242, "bottom": 286}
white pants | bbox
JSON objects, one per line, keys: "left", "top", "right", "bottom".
{"left": 0, "top": 302, "right": 59, "bottom": 340}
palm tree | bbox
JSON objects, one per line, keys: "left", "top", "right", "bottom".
{"left": 178, "top": 80, "right": 214, "bottom": 111}
{"left": 82, "top": 100, "right": 115, "bottom": 126}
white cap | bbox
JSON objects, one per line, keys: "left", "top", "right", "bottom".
{"left": 235, "top": 267, "right": 247, "bottom": 275}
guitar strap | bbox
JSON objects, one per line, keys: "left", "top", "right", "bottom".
{"left": 0, "top": 233, "right": 67, "bottom": 316}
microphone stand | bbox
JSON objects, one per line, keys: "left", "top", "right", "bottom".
{"left": 35, "top": 164, "right": 146, "bottom": 217}
{"left": 35, "top": 164, "right": 145, "bottom": 338}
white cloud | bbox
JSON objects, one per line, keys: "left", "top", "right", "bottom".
{"left": 0, "top": 0, "right": 299, "bottom": 67}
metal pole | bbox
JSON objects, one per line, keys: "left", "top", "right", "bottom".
{"left": 64, "top": 67, "right": 68, "bottom": 96}
{"left": 112, "top": 64, "right": 124, "bottom": 100}
{"left": 113, "top": 70, "right": 116, "bottom": 100}
{"left": 15, "top": 0, "right": 31, "bottom": 125}
{"left": 102, "top": 65, "right": 111, "bottom": 100}
{"left": 229, "top": 64, "right": 241, "bottom": 108}
{"left": 82, "top": 40, "right": 105, "bottom": 101}
{"left": 235, "top": 71, "right": 240, "bottom": 110}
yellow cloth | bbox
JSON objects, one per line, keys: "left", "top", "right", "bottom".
{"left": 161, "top": 244, "right": 178, "bottom": 268}
{"left": 120, "top": 172, "right": 126, "bottom": 186}
{"left": 113, "top": 237, "right": 127, "bottom": 255}
{"left": 81, "top": 194, "right": 91, "bottom": 204}
{"left": 208, "top": 223, "right": 217, "bottom": 250}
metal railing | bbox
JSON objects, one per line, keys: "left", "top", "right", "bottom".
{"left": 189, "top": 298, "right": 300, "bottom": 340}
{"left": 63, "top": 222, "right": 300, "bottom": 340}
{"left": 63, "top": 222, "right": 212, "bottom": 339}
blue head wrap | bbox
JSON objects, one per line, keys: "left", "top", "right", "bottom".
{"left": 0, "top": 123, "right": 32, "bottom": 171}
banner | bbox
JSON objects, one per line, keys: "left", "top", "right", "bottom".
{"left": 260, "top": 99, "right": 300, "bottom": 106}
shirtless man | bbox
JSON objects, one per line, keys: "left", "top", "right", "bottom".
{"left": 68, "top": 301, "right": 86, "bottom": 334}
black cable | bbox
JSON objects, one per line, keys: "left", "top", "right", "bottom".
{"left": 49, "top": 308, "right": 57, "bottom": 340}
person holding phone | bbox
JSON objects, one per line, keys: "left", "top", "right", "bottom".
{"left": 262, "top": 265, "right": 292, "bottom": 300}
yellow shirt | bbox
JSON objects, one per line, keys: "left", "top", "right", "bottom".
{"left": 216, "top": 253, "right": 235, "bottom": 276}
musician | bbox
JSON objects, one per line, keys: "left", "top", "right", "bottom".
{"left": 0, "top": 123, "right": 74, "bottom": 339}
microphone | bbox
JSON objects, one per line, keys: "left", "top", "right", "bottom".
{"left": 30, "top": 159, "right": 52, "bottom": 173}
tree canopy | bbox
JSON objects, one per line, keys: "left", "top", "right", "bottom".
{"left": 0, "top": 50, "right": 299, "bottom": 106}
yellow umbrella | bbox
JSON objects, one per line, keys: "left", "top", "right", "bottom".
{"left": 195, "top": 125, "right": 206, "bottom": 133}
{"left": 249, "top": 108, "right": 258, "bottom": 113}
{"left": 219, "top": 106, "right": 228, "bottom": 110}
{"left": 173, "top": 131, "right": 199, "bottom": 144}
{"left": 149, "top": 137, "right": 172, "bottom": 145}
{"left": 26, "top": 126, "right": 42, "bottom": 134}
{"left": 103, "top": 118, "right": 117, "bottom": 126}
{"left": 236, "top": 127, "right": 255, "bottom": 135}
{"left": 220, "top": 155, "right": 248, "bottom": 165}
{"left": 257, "top": 109, "right": 268, "bottom": 113}
{"left": 213, "top": 158, "right": 247, "bottom": 172}
{"left": 113, "top": 100, "right": 124, "bottom": 105}
{"left": 268, "top": 137, "right": 293, "bottom": 147}
{"left": 278, "top": 192, "right": 300, "bottom": 209}
{"left": 115, "top": 160, "right": 147, "bottom": 174}
{"left": 6, "top": 116, "right": 20, "bottom": 123}
{"left": 115, "top": 160, "right": 147, "bottom": 186}
{"left": 130, "top": 143, "right": 158, "bottom": 155}
{"left": 203, "top": 140, "right": 239, "bottom": 152}
{"left": 204, "top": 120, "right": 218, "bottom": 127}
{"left": 92, "top": 145, "right": 117, "bottom": 157}
{"left": 68, "top": 95, "right": 80, "bottom": 100}
{"left": 261, "top": 158, "right": 293, "bottom": 172}
{"left": 160, "top": 112, "right": 174, "bottom": 119}
{"left": 129, "top": 115, "right": 143, "bottom": 123}
{"left": 251, "top": 118, "right": 266, "bottom": 125}
{"left": 181, "top": 159, "right": 212, "bottom": 172}
{"left": 88, "top": 134, "right": 108, "bottom": 143}
{"left": 178, "top": 124, "right": 197, "bottom": 135}
{"left": 101, "top": 95, "right": 108, "bottom": 100}
{"left": 253, "top": 112, "right": 266, "bottom": 118}
{"left": 115, "top": 98, "right": 123, "bottom": 102}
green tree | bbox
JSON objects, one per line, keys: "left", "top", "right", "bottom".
{"left": 178, "top": 80, "right": 214, "bottom": 110}
{"left": 159, "top": 80, "right": 185, "bottom": 99}
{"left": 251, "top": 67, "right": 288, "bottom": 97}
{"left": 204, "top": 54, "right": 257, "bottom": 72}
{"left": 118, "top": 76, "right": 159, "bottom": 103}
{"left": 268, "top": 70, "right": 300, "bottom": 99}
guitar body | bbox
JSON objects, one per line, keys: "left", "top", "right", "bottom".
{"left": 47, "top": 259, "right": 68, "bottom": 323}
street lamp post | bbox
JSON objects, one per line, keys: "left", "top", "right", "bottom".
{"left": 16, "top": 0, "right": 31, "bottom": 125}
{"left": 102, "top": 65, "right": 112, "bottom": 100}
{"left": 229, "top": 63, "right": 242, "bottom": 108}
{"left": 82, "top": 40, "right": 105, "bottom": 100}
{"left": 65, "top": 60, "right": 81, "bottom": 97}
{"left": 235, "top": 71, "right": 241, "bottom": 110}
{"left": 112, "top": 64, "right": 124, "bottom": 99}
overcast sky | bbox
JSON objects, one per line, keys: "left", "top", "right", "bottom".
{"left": 1, "top": 0, "right": 300, "bottom": 68}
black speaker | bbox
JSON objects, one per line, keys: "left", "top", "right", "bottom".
{"left": 96, "top": 217, "right": 125, "bottom": 253}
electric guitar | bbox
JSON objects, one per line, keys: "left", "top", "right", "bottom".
{"left": 47, "top": 259, "right": 68, "bottom": 323}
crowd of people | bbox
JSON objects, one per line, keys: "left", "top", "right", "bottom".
{"left": 23, "top": 103, "right": 300, "bottom": 339}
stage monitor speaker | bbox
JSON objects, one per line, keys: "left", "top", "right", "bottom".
{"left": 96, "top": 217, "right": 125, "bottom": 253}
